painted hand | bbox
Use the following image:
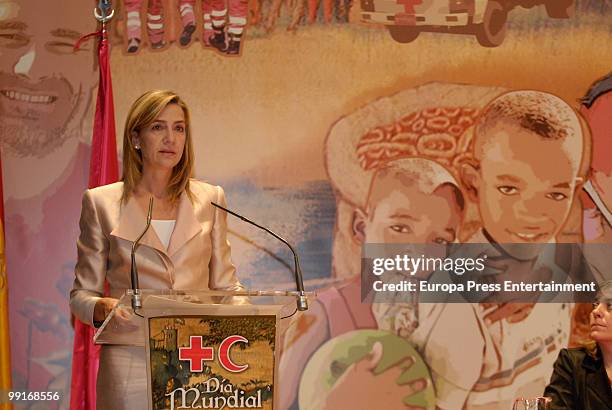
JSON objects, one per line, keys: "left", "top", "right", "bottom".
{"left": 322, "top": 341, "right": 428, "bottom": 410}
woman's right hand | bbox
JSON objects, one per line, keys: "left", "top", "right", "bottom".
{"left": 93, "top": 297, "right": 119, "bottom": 323}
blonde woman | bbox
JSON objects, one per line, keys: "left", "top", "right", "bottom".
{"left": 70, "top": 90, "right": 242, "bottom": 409}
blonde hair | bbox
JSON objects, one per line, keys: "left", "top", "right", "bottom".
{"left": 121, "top": 90, "right": 194, "bottom": 204}
{"left": 582, "top": 340, "right": 599, "bottom": 360}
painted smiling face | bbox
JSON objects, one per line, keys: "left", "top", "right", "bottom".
{"left": 0, "top": 0, "right": 97, "bottom": 157}
{"left": 474, "top": 120, "right": 582, "bottom": 245}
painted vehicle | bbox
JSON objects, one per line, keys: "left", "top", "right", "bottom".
{"left": 360, "top": 0, "right": 575, "bottom": 47}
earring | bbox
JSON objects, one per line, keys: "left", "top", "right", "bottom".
{"left": 134, "top": 144, "right": 140, "bottom": 150}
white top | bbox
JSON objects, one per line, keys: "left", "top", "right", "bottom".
{"left": 406, "top": 230, "right": 571, "bottom": 409}
{"left": 151, "top": 219, "right": 176, "bottom": 250}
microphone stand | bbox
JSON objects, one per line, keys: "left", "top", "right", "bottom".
{"left": 211, "top": 202, "right": 309, "bottom": 311}
{"left": 130, "top": 197, "right": 153, "bottom": 312}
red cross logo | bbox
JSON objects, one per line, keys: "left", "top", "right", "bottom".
{"left": 178, "top": 336, "right": 214, "bottom": 372}
{"left": 396, "top": 0, "right": 422, "bottom": 13}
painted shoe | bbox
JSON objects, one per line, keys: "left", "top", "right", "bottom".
{"left": 180, "top": 23, "right": 196, "bottom": 46}
{"left": 209, "top": 31, "right": 227, "bottom": 52}
{"left": 225, "top": 39, "right": 241, "bottom": 55}
{"left": 127, "top": 37, "right": 141, "bottom": 53}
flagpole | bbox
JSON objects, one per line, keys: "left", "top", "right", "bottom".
{"left": 70, "top": 2, "right": 118, "bottom": 409}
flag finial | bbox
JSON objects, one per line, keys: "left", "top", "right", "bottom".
{"left": 94, "top": 0, "right": 114, "bottom": 23}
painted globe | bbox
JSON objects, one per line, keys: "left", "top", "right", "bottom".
{"left": 299, "top": 329, "right": 435, "bottom": 409}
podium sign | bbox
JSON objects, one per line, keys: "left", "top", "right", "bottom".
{"left": 146, "top": 315, "right": 275, "bottom": 410}
{"left": 95, "top": 289, "right": 310, "bottom": 410}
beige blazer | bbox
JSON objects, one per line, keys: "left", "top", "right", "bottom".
{"left": 69, "top": 180, "right": 242, "bottom": 326}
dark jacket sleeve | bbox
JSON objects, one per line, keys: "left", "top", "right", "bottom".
{"left": 544, "top": 349, "right": 576, "bottom": 410}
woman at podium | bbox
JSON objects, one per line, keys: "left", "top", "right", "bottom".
{"left": 70, "top": 89, "right": 243, "bottom": 409}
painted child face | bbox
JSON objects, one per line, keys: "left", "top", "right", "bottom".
{"left": 475, "top": 121, "right": 581, "bottom": 244}
{"left": 590, "top": 286, "right": 612, "bottom": 343}
{"left": 133, "top": 104, "right": 187, "bottom": 173}
{"left": 359, "top": 183, "right": 461, "bottom": 246}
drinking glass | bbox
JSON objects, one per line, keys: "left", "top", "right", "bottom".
{"left": 512, "top": 396, "right": 551, "bottom": 410}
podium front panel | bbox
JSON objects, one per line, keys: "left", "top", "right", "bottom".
{"left": 147, "top": 313, "right": 276, "bottom": 410}
{"left": 93, "top": 289, "right": 312, "bottom": 410}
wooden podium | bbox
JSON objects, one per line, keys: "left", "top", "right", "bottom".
{"left": 94, "top": 289, "right": 311, "bottom": 410}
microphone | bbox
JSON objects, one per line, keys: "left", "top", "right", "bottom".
{"left": 130, "top": 197, "right": 153, "bottom": 311}
{"left": 211, "top": 201, "right": 309, "bottom": 311}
